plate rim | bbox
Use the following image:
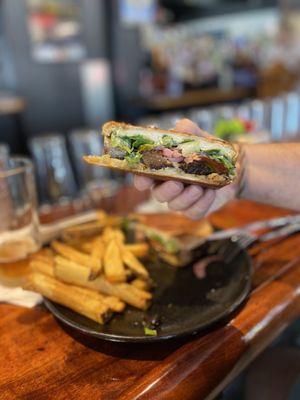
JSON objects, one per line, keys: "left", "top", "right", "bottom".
{"left": 44, "top": 248, "right": 253, "bottom": 343}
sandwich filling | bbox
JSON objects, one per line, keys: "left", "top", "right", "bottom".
{"left": 106, "top": 128, "right": 236, "bottom": 179}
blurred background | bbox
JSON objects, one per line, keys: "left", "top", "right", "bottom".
{"left": 1, "top": 0, "right": 300, "bottom": 211}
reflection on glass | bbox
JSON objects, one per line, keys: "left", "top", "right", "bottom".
{"left": 250, "top": 100, "right": 267, "bottom": 131}
{"left": 0, "top": 157, "right": 40, "bottom": 262}
{"left": 29, "top": 133, "right": 77, "bottom": 205}
{"left": 69, "top": 129, "right": 105, "bottom": 190}
{"left": 189, "top": 109, "right": 214, "bottom": 132}
{"left": 0, "top": 143, "right": 9, "bottom": 168}
{"left": 270, "top": 98, "right": 285, "bottom": 141}
{"left": 284, "top": 92, "right": 300, "bottom": 138}
{"left": 69, "top": 128, "right": 120, "bottom": 208}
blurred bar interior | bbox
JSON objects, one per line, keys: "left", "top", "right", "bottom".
{"left": 1, "top": 0, "right": 300, "bottom": 210}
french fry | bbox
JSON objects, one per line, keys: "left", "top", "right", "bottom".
{"left": 124, "top": 243, "right": 149, "bottom": 258}
{"left": 51, "top": 241, "right": 101, "bottom": 272}
{"left": 52, "top": 256, "right": 125, "bottom": 312}
{"left": 81, "top": 242, "right": 93, "bottom": 253}
{"left": 102, "top": 227, "right": 115, "bottom": 244}
{"left": 97, "top": 211, "right": 122, "bottom": 228}
{"left": 113, "top": 229, "right": 125, "bottom": 245}
{"left": 55, "top": 255, "right": 90, "bottom": 280}
{"left": 26, "top": 272, "right": 112, "bottom": 324}
{"left": 103, "top": 240, "right": 126, "bottom": 283}
{"left": 159, "top": 252, "right": 182, "bottom": 267}
{"left": 31, "top": 249, "right": 54, "bottom": 264}
{"left": 54, "top": 257, "right": 151, "bottom": 310}
{"left": 81, "top": 236, "right": 149, "bottom": 258}
{"left": 122, "top": 249, "right": 149, "bottom": 279}
{"left": 89, "top": 237, "right": 104, "bottom": 280}
{"left": 100, "top": 295, "right": 125, "bottom": 312}
{"left": 127, "top": 283, "right": 152, "bottom": 300}
{"left": 131, "top": 278, "right": 151, "bottom": 291}
{"left": 194, "top": 220, "right": 213, "bottom": 237}
{"left": 31, "top": 260, "right": 54, "bottom": 277}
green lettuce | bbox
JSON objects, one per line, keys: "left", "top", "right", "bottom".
{"left": 205, "top": 149, "right": 235, "bottom": 175}
{"left": 161, "top": 135, "right": 176, "bottom": 147}
{"left": 161, "top": 135, "right": 193, "bottom": 147}
{"left": 147, "top": 230, "right": 180, "bottom": 254}
{"left": 139, "top": 143, "right": 155, "bottom": 152}
{"left": 130, "top": 135, "right": 154, "bottom": 149}
{"left": 110, "top": 133, "right": 155, "bottom": 166}
{"left": 110, "top": 133, "right": 132, "bottom": 153}
{"left": 144, "top": 327, "right": 157, "bottom": 336}
{"left": 125, "top": 152, "right": 142, "bottom": 166}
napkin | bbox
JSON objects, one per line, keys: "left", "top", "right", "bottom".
{"left": 135, "top": 198, "right": 169, "bottom": 214}
{"left": 0, "top": 283, "right": 42, "bottom": 308}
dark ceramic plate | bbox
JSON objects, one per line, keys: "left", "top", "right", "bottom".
{"left": 44, "top": 240, "right": 252, "bottom": 343}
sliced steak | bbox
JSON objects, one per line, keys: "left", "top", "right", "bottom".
{"left": 142, "top": 150, "right": 171, "bottom": 170}
{"left": 109, "top": 147, "right": 127, "bottom": 160}
{"left": 180, "top": 156, "right": 228, "bottom": 176}
{"left": 180, "top": 160, "right": 212, "bottom": 175}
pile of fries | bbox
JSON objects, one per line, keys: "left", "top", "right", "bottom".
{"left": 26, "top": 212, "right": 153, "bottom": 325}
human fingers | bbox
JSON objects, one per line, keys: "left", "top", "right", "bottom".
{"left": 152, "top": 180, "right": 184, "bottom": 203}
{"left": 134, "top": 175, "right": 154, "bottom": 191}
{"left": 168, "top": 185, "right": 204, "bottom": 211}
{"left": 182, "top": 189, "right": 216, "bottom": 220}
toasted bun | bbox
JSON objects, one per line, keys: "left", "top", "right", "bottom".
{"left": 102, "top": 121, "right": 237, "bottom": 162}
{"left": 83, "top": 154, "right": 231, "bottom": 188}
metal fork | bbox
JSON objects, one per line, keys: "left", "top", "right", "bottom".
{"left": 209, "top": 222, "right": 300, "bottom": 265}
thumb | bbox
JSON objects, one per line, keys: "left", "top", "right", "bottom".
{"left": 174, "top": 118, "right": 212, "bottom": 138}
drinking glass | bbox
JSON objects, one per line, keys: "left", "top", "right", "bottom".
{"left": 188, "top": 109, "right": 214, "bottom": 132}
{"left": 249, "top": 99, "right": 268, "bottom": 131}
{"left": 69, "top": 129, "right": 106, "bottom": 190}
{"left": 158, "top": 112, "right": 184, "bottom": 130}
{"left": 0, "top": 157, "right": 40, "bottom": 262}
{"left": 284, "top": 92, "right": 300, "bottom": 139}
{"left": 0, "top": 143, "right": 9, "bottom": 171}
{"left": 29, "top": 134, "right": 78, "bottom": 205}
{"left": 213, "top": 106, "right": 234, "bottom": 121}
{"left": 235, "top": 103, "right": 251, "bottom": 121}
{"left": 270, "top": 97, "right": 285, "bottom": 141}
{"left": 69, "top": 128, "right": 120, "bottom": 208}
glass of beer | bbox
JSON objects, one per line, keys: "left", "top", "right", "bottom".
{"left": 0, "top": 157, "right": 40, "bottom": 263}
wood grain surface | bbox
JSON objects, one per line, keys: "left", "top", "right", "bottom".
{"left": 0, "top": 194, "right": 299, "bottom": 400}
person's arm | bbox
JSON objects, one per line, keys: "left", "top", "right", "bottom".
{"left": 241, "top": 142, "right": 300, "bottom": 210}
{"left": 134, "top": 119, "right": 300, "bottom": 219}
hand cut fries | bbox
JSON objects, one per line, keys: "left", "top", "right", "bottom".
{"left": 123, "top": 243, "right": 149, "bottom": 259}
{"left": 122, "top": 250, "right": 149, "bottom": 280}
{"left": 81, "top": 242, "right": 149, "bottom": 259}
{"left": 26, "top": 272, "right": 113, "bottom": 324}
{"left": 51, "top": 241, "right": 101, "bottom": 272}
{"left": 27, "top": 209, "right": 214, "bottom": 329}
{"left": 31, "top": 255, "right": 125, "bottom": 312}
{"left": 89, "top": 237, "right": 104, "bottom": 279}
{"left": 131, "top": 278, "right": 151, "bottom": 291}
{"left": 27, "top": 210, "right": 155, "bottom": 326}
{"left": 30, "top": 248, "right": 151, "bottom": 311}
{"left": 54, "top": 256, "right": 151, "bottom": 310}
{"left": 103, "top": 240, "right": 126, "bottom": 283}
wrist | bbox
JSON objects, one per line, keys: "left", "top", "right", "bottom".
{"left": 234, "top": 143, "right": 248, "bottom": 199}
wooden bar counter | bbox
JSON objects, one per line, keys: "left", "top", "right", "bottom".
{"left": 0, "top": 191, "right": 299, "bottom": 400}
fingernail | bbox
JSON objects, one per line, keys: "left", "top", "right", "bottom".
{"left": 190, "top": 185, "right": 203, "bottom": 195}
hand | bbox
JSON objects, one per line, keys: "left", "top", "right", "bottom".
{"left": 134, "top": 119, "right": 237, "bottom": 220}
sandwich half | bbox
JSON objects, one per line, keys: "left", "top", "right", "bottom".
{"left": 83, "top": 121, "right": 238, "bottom": 188}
